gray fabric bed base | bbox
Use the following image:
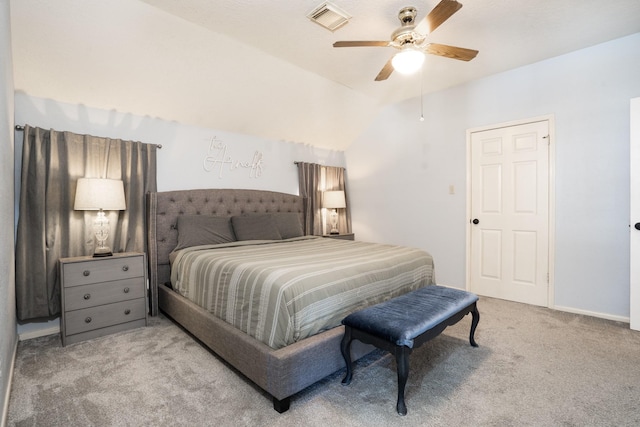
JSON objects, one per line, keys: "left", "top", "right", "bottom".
{"left": 147, "top": 188, "right": 375, "bottom": 412}
{"left": 158, "top": 283, "right": 374, "bottom": 412}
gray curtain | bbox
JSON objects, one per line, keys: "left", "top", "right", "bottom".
{"left": 15, "top": 126, "right": 157, "bottom": 321}
{"left": 297, "top": 162, "right": 352, "bottom": 235}
{"left": 324, "top": 166, "right": 352, "bottom": 234}
{"left": 297, "top": 162, "right": 323, "bottom": 235}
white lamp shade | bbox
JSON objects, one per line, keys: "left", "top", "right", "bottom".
{"left": 391, "top": 48, "right": 425, "bottom": 75}
{"left": 74, "top": 178, "right": 126, "bottom": 211}
{"left": 323, "top": 190, "right": 346, "bottom": 209}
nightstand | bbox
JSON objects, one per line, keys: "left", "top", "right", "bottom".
{"left": 322, "top": 233, "right": 355, "bottom": 241}
{"left": 59, "top": 252, "right": 148, "bottom": 346}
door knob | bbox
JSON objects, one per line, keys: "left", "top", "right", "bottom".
{"left": 472, "top": 219, "right": 479, "bottom": 225}
{"left": 635, "top": 223, "right": 640, "bottom": 230}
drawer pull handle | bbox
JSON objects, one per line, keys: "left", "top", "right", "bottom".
{"left": 122, "top": 265, "right": 129, "bottom": 272}
{"left": 83, "top": 270, "right": 90, "bottom": 277}
{"left": 85, "top": 317, "right": 92, "bottom": 323}
{"left": 83, "top": 294, "right": 91, "bottom": 300}
{"left": 123, "top": 287, "right": 130, "bottom": 293}
{"left": 124, "top": 309, "right": 131, "bottom": 315}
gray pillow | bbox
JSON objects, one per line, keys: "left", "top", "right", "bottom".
{"left": 231, "top": 214, "right": 282, "bottom": 241}
{"left": 272, "top": 213, "right": 304, "bottom": 239}
{"left": 174, "top": 215, "right": 236, "bottom": 251}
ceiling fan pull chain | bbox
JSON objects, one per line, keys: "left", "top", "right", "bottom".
{"left": 420, "top": 67, "right": 425, "bottom": 122}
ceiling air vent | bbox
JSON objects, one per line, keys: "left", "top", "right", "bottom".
{"left": 307, "top": 2, "right": 351, "bottom": 32}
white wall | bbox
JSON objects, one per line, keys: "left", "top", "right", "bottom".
{"left": 14, "top": 94, "right": 346, "bottom": 194}
{"left": 10, "top": 0, "right": 377, "bottom": 151}
{"left": 0, "top": 0, "right": 16, "bottom": 422}
{"left": 346, "top": 33, "right": 640, "bottom": 320}
{"left": 13, "top": 93, "right": 346, "bottom": 336}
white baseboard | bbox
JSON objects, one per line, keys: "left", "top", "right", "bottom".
{"left": 1, "top": 339, "right": 18, "bottom": 427}
{"left": 18, "top": 326, "right": 60, "bottom": 341}
{"left": 453, "top": 283, "right": 630, "bottom": 325}
{"left": 552, "top": 305, "right": 630, "bottom": 324}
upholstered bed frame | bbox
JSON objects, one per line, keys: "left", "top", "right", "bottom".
{"left": 146, "top": 188, "right": 373, "bottom": 412}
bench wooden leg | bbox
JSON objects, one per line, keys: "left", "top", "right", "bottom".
{"left": 394, "top": 345, "right": 411, "bottom": 416}
{"left": 469, "top": 303, "right": 480, "bottom": 347}
{"left": 341, "top": 326, "right": 354, "bottom": 385}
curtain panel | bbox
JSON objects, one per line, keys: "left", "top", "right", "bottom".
{"left": 297, "top": 162, "right": 323, "bottom": 235}
{"left": 15, "top": 126, "right": 157, "bottom": 321}
{"left": 324, "top": 166, "right": 352, "bottom": 234}
{"left": 297, "top": 162, "right": 352, "bottom": 235}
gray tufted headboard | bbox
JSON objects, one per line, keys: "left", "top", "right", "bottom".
{"left": 146, "top": 188, "right": 306, "bottom": 315}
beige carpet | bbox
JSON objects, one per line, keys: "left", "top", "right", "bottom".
{"left": 7, "top": 296, "right": 640, "bottom": 426}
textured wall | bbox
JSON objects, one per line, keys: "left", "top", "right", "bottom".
{"left": 0, "top": 0, "right": 17, "bottom": 421}
{"left": 347, "top": 33, "right": 640, "bottom": 320}
{"left": 10, "top": 0, "right": 376, "bottom": 151}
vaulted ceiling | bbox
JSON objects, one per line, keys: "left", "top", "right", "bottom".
{"left": 10, "top": 0, "right": 640, "bottom": 150}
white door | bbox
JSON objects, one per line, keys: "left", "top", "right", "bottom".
{"left": 469, "top": 120, "right": 550, "bottom": 306}
{"left": 631, "top": 97, "right": 640, "bottom": 331}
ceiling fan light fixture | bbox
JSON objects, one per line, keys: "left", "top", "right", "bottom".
{"left": 391, "top": 48, "right": 425, "bottom": 75}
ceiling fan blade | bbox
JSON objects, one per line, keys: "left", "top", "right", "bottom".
{"left": 333, "top": 41, "right": 391, "bottom": 48}
{"left": 414, "top": 0, "right": 463, "bottom": 35}
{"left": 425, "top": 43, "right": 478, "bottom": 61}
{"left": 375, "top": 58, "right": 395, "bottom": 81}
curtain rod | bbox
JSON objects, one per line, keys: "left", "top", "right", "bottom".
{"left": 14, "top": 124, "right": 162, "bottom": 148}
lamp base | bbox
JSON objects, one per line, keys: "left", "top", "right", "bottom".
{"left": 93, "top": 246, "right": 113, "bottom": 257}
{"left": 329, "top": 209, "right": 340, "bottom": 235}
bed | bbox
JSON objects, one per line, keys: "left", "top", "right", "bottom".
{"left": 146, "top": 188, "right": 435, "bottom": 412}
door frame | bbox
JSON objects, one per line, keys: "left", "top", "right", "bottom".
{"left": 465, "top": 115, "right": 556, "bottom": 308}
{"left": 631, "top": 97, "right": 640, "bottom": 331}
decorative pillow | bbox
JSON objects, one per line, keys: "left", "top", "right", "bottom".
{"left": 272, "top": 212, "right": 304, "bottom": 239}
{"left": 231, "top": 214, "right": 282, "bottom": 241}
{"left": 174, "top": 215, "right": 236, "bottom": 251}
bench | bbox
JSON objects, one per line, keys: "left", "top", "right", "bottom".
{"left": 340, "top": 285, "right": 480, "bottom": 415}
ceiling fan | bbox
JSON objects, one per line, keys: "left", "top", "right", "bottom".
{"left": 333, "top": 0, "right": 478, "bottom": 81}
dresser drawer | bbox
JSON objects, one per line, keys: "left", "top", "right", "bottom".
{"left": 62, "top": 255, "right": 145, "bottom": 287}
{"left": 64, "top": 298, "right": 147, "bottom": 336}
{"left": 64, "top": 277, "right": 145, "bottom": 311}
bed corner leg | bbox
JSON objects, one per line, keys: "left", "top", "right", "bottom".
{"left": 273, "top": 396, "right": 291, "bottom": 413}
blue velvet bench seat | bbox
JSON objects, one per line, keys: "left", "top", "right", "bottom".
{"left": 340, "top": 285, "right": 480, "bottom": 415}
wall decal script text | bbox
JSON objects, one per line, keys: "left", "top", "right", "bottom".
{"left": 203, "top": 137, "right": 264, "bottom": 179}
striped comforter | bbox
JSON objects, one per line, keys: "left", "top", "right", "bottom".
{"left": 170, "top": 236, "right": 435, "bottom": 349}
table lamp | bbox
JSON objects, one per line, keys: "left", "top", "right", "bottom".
{"left": 74, "top": 178, "right": 126, "bottom": 257}
{"left": 323, "top": 190, "right": 346, "bottom": 235}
